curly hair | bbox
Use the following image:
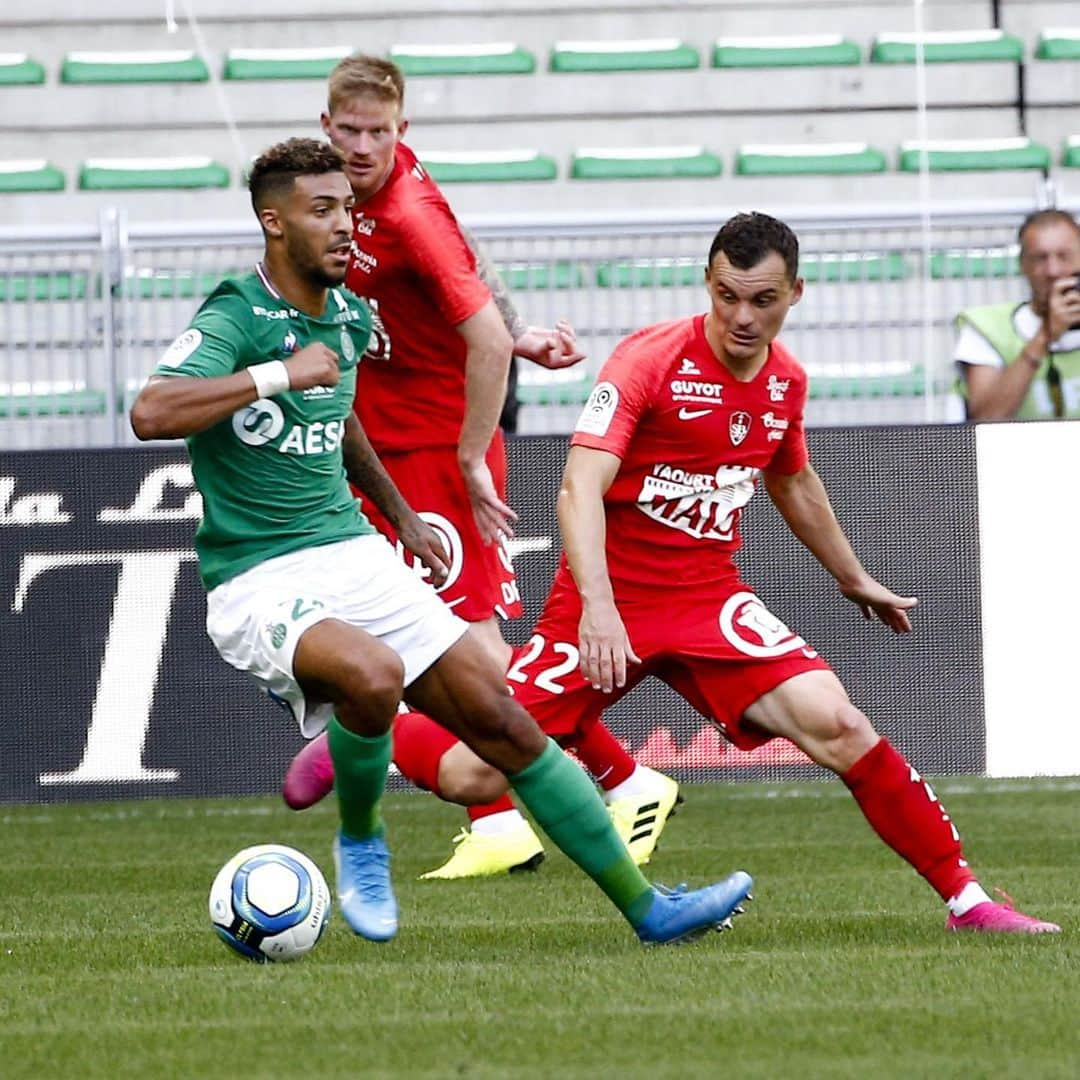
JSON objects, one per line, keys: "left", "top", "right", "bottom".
{"left": 327, "top": 54, "right": 405, "bottom": 115}
{"left": 248, "top": 138, "right": 346, "bottom": 211}
{"left": 708, "top": 212, "right": 800, "bottom": 283}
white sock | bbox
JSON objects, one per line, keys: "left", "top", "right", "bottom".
{"left": 469, "top": 809, "right": 527, "bottom": 837}
{"left": 604, "top": 765, "right": 658, "bottom": 804}
{"left": 947, "top": 881, "right": 992, "bottom": 917}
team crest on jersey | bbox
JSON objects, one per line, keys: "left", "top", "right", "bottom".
{"left": 340, "top": 326, "right": 357, "bottom": 366}
{"left": 729, "top": 411, "right": 752, "bottom": 446}
{"left": 353, "top": 214, "right": 377, "bottom": 237}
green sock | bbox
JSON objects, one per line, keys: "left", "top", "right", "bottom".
{"left": 509, "top": 738, "right": 654, "bottom": 926}
{"left": 326, "top": 716, "right": 391, "bottom": 841}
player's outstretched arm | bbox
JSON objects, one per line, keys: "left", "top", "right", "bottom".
{"left": 341, "top": 415, "right": 449, "bottom": 585}
{"left": 456, "top": 299, "right": 519, "bottom": 543}
{"left": 558, "top": 445, "right": 641, "bottom": 691}
{"left": 130, "top": 342, "right": 340, "bottom": 440}
{"left": 763, "top": 464, "right": 917, "bottom": 633}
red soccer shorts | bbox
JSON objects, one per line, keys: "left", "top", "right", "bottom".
{"left": 507, "top": 566, "right": 831, "bottom": 749}
{"left": 357, "top": 429, "right": 522, "bottom": 623}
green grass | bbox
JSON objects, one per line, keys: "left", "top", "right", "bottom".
{"left": 1, "top": 778, "right": 1077, "bottom": 1078}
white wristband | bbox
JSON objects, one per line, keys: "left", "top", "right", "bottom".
{"left": 248, "top": 360, "right": 291, "bottom": 399}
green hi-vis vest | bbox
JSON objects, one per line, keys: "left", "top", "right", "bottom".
{"left": 955, "top": 302, "right": 1080, "bottom": 419}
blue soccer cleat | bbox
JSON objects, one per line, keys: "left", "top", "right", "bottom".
{"left": 635, "top": 871, "right": 754, "bottom": 946}
{"left": 333, "top": 831, "right": 399, "bottom": 942}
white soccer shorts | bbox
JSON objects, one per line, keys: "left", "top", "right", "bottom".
{"left": 206, "top": 534, "right": 468, "bottom": 736}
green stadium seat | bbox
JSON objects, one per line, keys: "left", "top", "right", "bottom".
{"left": 801, "top": 252, "right": 909, "bottom": 282}
{"left": 1035, "top": 28, "right": 1080, "bottom": 61}
{"left": 119, "top": 268, "right": 237, "bottom": 299}
{"left": 736, "top": 142, "right": 887, "bottom": 176}
{"left": 929, "top": 247, "right": 1020, "bottom": 279}
{"left": 0, "top": 272, "right": 89, "bottom": 302}
{"left": 1063, "top": 136, "right": 1080, "bottom": 168}
{"left": 571, "top": 146, "right": 721, "bottom": 180}
{"left": 390, "top": 43, "right": 536, "bottom": 76}
{"left": 419, "top": 150, "right": 556, "bottom": 183}
{"left": 0, "top": 384, "right": 106, "bottom": 418}
{"left": 79, "top": 157, "right": 230, "bottom": 191}
{"left": 494, "top": 261, "right": 586, "bottom": 290}
{"left": 898, "top": 138, "right": 1050, "bottom": 172}
{"left": 871, "top": 30, "right": 1023, "bottom": 64}
{"left": 712, "top": 35, "right": 860, "bottom": 68}
{"left": 61, "top": 50, "right": 210, "bottom": 84}
{"left": 0, "top": 53, "right": 46, "bottom": 85}
{"left": 809, "top": 369, "right": 936, "bottom": 400}
{"left": 516, "top": 377, "right": 592, "bottom": 407}
{"left": 0, "top": 160, "right": 65, "bottom": 193}
{"left": 550, "top": 38, "right": 699, "bottom": 73}
{"left": 224, "top": 47, "right": 350, "bottom": 80}
{"left": 594, "top": 251, "right": 907, "bottom": 288}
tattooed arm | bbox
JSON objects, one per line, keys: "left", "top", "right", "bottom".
{"left": 341, "top": 414, "right": 449, "bottom": 583}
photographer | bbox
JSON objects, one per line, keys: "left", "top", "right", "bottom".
{"left": 953, "top": 209, "right": 1080, "bottom": 420}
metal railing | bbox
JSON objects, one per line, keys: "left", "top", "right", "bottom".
{"left": 1, "top": 197, "right": 1072, "bottom": 449}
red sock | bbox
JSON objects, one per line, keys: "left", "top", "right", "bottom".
{"left": 392, "top": 710, "right": 517, "bottom": 821}
{"left": 568, "top": 721, "right": 636, "bottom": 792}
{"left": 842, "top": 738, "right": 975, "bottom": 901}
{"left": 391, "top": 710, "right": 458, "bottom": 794}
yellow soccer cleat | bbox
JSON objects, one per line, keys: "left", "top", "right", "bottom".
{"left": 607, "top": 767, "right": 683, "bottom": 866}
{"left": 418, "top": 822, "right": 545, "bottom": 880}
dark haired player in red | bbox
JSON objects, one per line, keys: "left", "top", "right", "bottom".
{"left": 283, "top": 55, "right": 681, "bottom": 878}
{"left": 505, "top": 211, "right": 1057, "bottom": 934}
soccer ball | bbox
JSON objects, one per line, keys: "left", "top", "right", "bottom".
{"left": 209, "top": 844, "right": 331, "bottom": 963}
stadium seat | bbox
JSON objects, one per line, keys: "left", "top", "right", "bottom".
{"left": 550, "top": 38, "right": 699, "bottom": 73}
{"left": 0, "top": 272, "right": 88, "bottom": 302}
{"left": 418, "top": 150, "right": 556, "bottom": 183}
{"left": 929, "top": 247, "right": 1020, "bottom": 279}
{"left": 571, "top": 146, "right": 721, "bottom": 180}
{"left": 494, "top": 261, "right": 586, "bottom": 289}
{"left": 1063, "top": 136, "right": 1080, "bottom": 168}
{"left": 0, "top": 53, "right": 46, "bottom": 85}
{"left": 870, "top": 30, "right": 1024, "bottom": 64}
{"left": 390, "top": 43, "right": 536, "bottom": 76}
{"left": 61, "top": 50, "right": 210, "bottom": 83}
{"left": 898, "top": 138, "right": 1050, "bottom": 172}
{"left": 0, "top": 160, "right": 65, "bottom": 193}
{"left": 593, "top": 251, "right": 907, "bottom": 288}
{"left": 224, "top": 47, "right": 350, "bottom": 80}
{"left": 79, "top": 157, "right": 230, "bottom": 191}
{"left": 735, "top": 142, "right": 887, "bottom": 176}
{"left": 515, "top": 377, "right": 592, "bottom": 406}
{"left": 712, "top": 35, "right": 861, "bottom": 68}
{"left": 1035, "top": 28, "right": 1080, "bottom": 61}
{"left": 119, "top": 268, "right": 230, "bottom": 299}
{"left": 809, "top": 368, "right": 936, "bottom": 400}
{"left": 0, "top": 384, "right": 106, "bottom": 418}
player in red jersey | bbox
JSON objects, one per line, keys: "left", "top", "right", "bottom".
{"left": 283, "top": 55, "right": 681, "bottom": 877}
{"left": 501, "top": 211, "right": 1057, "bottom": 934}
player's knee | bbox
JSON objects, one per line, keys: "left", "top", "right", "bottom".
{"left": 818, "top": 703, "right": 876, "bottom": 770}
{"left": 439, "top": 756, "right": 508, "bottom": 804}
{"left": 340, "top": 653, "right": 405, "bottom": 717}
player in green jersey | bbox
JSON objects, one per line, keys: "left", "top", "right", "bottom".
{"left": 130, "top": 137, "right": 754, "bottom": 946}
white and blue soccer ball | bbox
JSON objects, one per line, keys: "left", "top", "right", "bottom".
{"left": 209, "top": 843, "right": 331, "bottom": 963}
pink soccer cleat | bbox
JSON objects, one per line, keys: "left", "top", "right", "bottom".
{"left": 282, "top": 731, "right": 335, "bottom": 810}
{"left": 947, "top": 890, "right": 1061, "bottom": 934}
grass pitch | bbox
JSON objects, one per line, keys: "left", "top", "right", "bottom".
{"left": 1, "top": 777, "right": 1077, "bottom": 1079}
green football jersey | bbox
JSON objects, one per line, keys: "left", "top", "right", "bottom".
{"left": 154, "top": 268, "right": 376, "bottom": 589}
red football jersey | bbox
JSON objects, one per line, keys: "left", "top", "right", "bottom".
{"left": 345, "top": 143, "right": 492, "bottom": 453}
{"left": 569, "top": 314, "right": 809, "bottom": 590}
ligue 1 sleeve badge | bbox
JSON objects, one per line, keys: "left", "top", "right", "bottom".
{"left": 729, "top": 411, "right": 752, "bottom": 446}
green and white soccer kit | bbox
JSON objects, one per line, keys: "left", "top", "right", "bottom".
{"left": 155, "top": 269, "right": 467, "bottom": 733}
